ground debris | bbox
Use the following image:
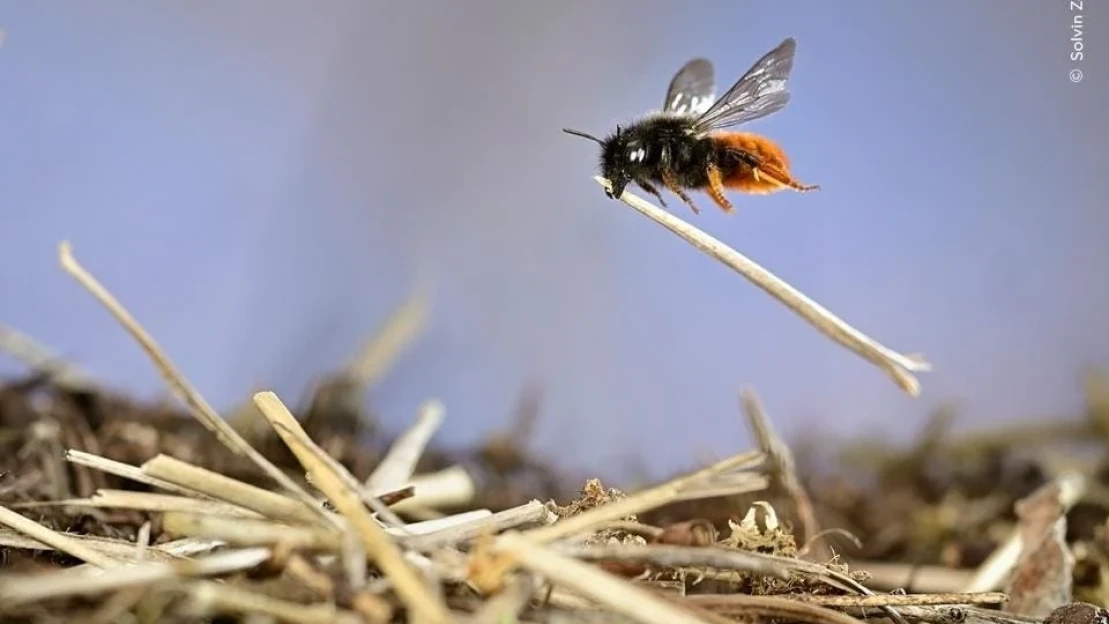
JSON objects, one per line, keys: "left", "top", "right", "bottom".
{"left": 5, "top": 336, "right": 1109, "bottom": 622}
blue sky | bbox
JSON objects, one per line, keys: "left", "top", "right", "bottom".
{"left": 1, "top": 1, "right": 1105, "bottom": 480}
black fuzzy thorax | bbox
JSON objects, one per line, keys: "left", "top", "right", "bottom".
{"left": 599, "top": 114, "right": 717, "bottom": 194}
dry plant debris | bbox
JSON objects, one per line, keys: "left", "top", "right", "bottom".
{"left": 0, "top": 226, "right": 1106, "bottom": 623}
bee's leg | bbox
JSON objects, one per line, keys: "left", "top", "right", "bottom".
{"left": 660, "top": 169, "right": 700, "bottom": 214}
{"left": 635, "top": 181, "right": 668, "bottom": 208}
{"left": 705, "top": 163, "right": 734, "bottom": 213}
{"left": 786, "top": 176, "right": 821, "bottom": 193}
{"left": 752, "top": 166, "right": 821, "bottom": 192}
{"left": 729, "top": 148, "right": 818, "bottom": 193}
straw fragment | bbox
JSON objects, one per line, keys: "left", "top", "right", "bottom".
{"left": 0, "top": 505, "right": 123, "bottom": 568}
{"left": 58, "top": 241, "right": 320, "bottom": 506}
{"left": 366, "top": 398, "right": 445, "bottom": 493}
{"left": 0, "top": 547, "right": 272, "bottom": 606}
{"left": 252, "top": 390, "right": 452, "bottom": 624}
{"left": 141, "top": 454, "right": 326, "bottom": 526}
{"left": 595, "top": 177, "right": 930, "bottom": 396}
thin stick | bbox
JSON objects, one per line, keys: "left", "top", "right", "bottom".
{"left": 346, "top": 282, "right": 431, "bottom": 387}
{"left": 394, "top": 509, "right": 491, "bottom": 535}
{"left": 0, "top": 505, "right": 122, "bottom": 568}
{"left": 252, "top": 390, "right": 452, "bottom": 624}
{"left": 141, "top": 454, "right": 326, "bottom": 527}
{"left": 762, "top": 592, "right": 1009, "bottom": 607}
{"left": 13, "top": 489, "right": 263, "bottom": 519}
{"left": 596, "top": 177, "right": 930, "bottom": 396}
{"left": 388, "top": 465, "right": 478, "bottom": 512}
{"left": 0, "top": 323, "right": 95, "bottom": 391}
{"left": 365, "top": 398, "right": 445, "bottom": 493}
{"left": 64, "top": 449, "right": 216, "bottom": 500}
{"left": 405, "top": 500, "right": 556, "bottom": 552}
{"left": 0, "top": 530, "right": 224, "bottom": 564}
{"left": 157, "top": 537, "right": 227, "bottom": 558}
{"left": 57, "top": 241, "right": 319, "bottom": 507}
{"left": 496, "top": 531, "right": 712, "bottom": 624}
{"left": 161, "top": 512, "right": 342, "bottom": 551}
{"left": 298, "top": 421, "right": 405, "bottom": 525}
{"left": 557, "top": 542, "right": 792, "bottom": 580}
{"left": 0, "top": 530, "right": 172, "bottom": 561}
{"left": 740, "top": 388, "right": 822, "bottom": 554}
{"left": 0, "top": 547, "right": 272, "bottom": 606}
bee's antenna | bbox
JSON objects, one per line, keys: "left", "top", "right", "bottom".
{"left": 562, "top": 128, "right": 604, "bottom": 145}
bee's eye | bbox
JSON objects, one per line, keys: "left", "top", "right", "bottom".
{"left": 627, "top": 146, "right": 647, "bottom": 163}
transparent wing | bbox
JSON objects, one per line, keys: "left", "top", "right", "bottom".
{"left": 662, "top": 58, "right": 715, "bottom": 116}
{"left": 691, "top": 38, "right": 796, "bottom": 135}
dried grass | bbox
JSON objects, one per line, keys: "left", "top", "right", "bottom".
{"left": 0, "top": 215, "right": 1101, "bottom": 624}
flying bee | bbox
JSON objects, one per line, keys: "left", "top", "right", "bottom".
{"left": 563, "top": 37, "right": 818, "bottom": 215}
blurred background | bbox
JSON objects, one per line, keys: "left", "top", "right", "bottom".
{"left": 0, "top": 1, "right": 1105, "bottom": 481}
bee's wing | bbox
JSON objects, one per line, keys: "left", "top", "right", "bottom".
{"left": 690, "top": 38, "right": 796, "bottom": 135}
{"left": 662, "top": 58, "right": 715, "bottom": 116}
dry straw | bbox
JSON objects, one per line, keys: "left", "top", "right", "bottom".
{"left": 58, "top": 241, "right": 322, "bottom": 508}
{"left": 595, "top": 176, "right": 931, "bottom": 396}
{"left": 252, "top": 390, "right": 453, "bottom": 624}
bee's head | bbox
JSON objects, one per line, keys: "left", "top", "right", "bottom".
{"left": 563, "top": 125, "right": 635, "bottom": 200}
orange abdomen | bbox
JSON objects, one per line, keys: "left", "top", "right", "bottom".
{"left": 710, "top": 132, "right": 815, "bottom": 194}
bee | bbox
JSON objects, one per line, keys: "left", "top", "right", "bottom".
{"left": 563, "top": 37, "right": 818, "bottom": 215}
